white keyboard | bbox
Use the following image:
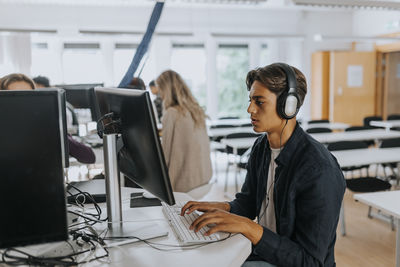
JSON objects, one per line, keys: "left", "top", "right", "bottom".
{"left": 161, "top": 202, "right": 222, "bottom": 244}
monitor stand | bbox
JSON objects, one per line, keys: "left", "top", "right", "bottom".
{"left": 102, "top": 133, "right": 168, "bottom": 240}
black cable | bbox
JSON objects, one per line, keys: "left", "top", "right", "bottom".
{"left": 258, "top": 119, "right": 289, "bottom": 223}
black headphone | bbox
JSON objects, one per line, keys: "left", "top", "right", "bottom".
{"left": 275, "top": 63, "right": 301, "bottom": 120}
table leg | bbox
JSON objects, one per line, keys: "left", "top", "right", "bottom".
{"left": 396, "top": 218, "right": 400, "bottom": 267}
{"left": 340, "top": 201, "right": 346, "bottom": 236}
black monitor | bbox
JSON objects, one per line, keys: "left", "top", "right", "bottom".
{"left": 95, "top": 87, "right": 175, "bottom": 205}
{"left": 37, "top": 88, "right": 70, "bottom": 168}
{"left": 0, "top": 90, "right": 68, "bottom": 248}
{"left": 55, "top": 83, "right": 103, "bottom": 122}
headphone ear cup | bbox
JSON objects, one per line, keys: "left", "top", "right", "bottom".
{"left": 284, "top": 93, "right": 300, "bottom": 119}
{"left": 276, "top": 92, "right": 287, "bottom": 119}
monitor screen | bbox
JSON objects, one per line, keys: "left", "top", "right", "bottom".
{"left": 0, "top": 90, "right": 68, "bottom": 248}
{"left": 95, "top": 88, "right": 175, "bottom": 205}
{"left": 55, "top": 84, "right": 103, "bottom": 122}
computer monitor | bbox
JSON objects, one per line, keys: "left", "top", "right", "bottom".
{"left": 37, "top": 88, "right": 70, "bottom": 168}
{"left": 55, "top": 83, "right": 103, "bottom": 122}
{"left": 95, "top": 87, "right": 175, "bottom": 205}
{"left": 0, "top": 90, "right": 68, "bottom": 249}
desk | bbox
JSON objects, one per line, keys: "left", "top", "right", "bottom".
{"left": 304, "top": 122, "right": 349, "bottom": 131}
{"left": 207, "top": 119, "right": 250, "bottom": 127}
{"left": 354, "top": 191, "right": 400, "bottom": 267}
{"left": 310, "top": 129, "right": 400, "bottom": 144}
{"left": 87, "top": 188, "right": 251, "bottom": 267}
{"left": 208, "top": 127, "right": 255, "bottom": 139}
{"left": 370, "top": 120, "right": 400, "bottom": 131}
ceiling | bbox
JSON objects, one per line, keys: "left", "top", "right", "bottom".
{"left": 1, "top": 0, "right": 400, "bottom": 9}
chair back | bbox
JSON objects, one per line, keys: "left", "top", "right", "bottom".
{"left": 387, "top": 114, "right": 400, "bottom": 120}
{"left": 345, "top": 126, "right": 376, "bottom": 131}
{"left": 327, "top": 141, "right": 368, "bottom": 151}
{"left": 306, "top": 127, "right": 332, "bottom": 134}
{"left": 380, "top": 138, "right": 400, "bottom": 148}
{"left": 363, "top": 116, "right": 382, "bottom": 127}
{"left": 308, "top": 119, "right": 329, "bottom": 124}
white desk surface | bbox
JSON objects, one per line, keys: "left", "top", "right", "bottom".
{"left": 310, "top": 129, "right": 400, "bottom": 143}
{"left": 354, "top": 190, "right": 400, "bottom": 218}
{"left": 220, "top": 129, "right": 400, "bottom": 150}
{"left": 207, "top": 119, "right": 250, "bottom": 127}
{"left": 354, "top": 190, "right": 400, "bottom": 267}
{"left": 304, "top": 122, "right": 349, "bottom": 131}
{"left": 208, "top": 127, "right": 256, "bottom": 138}
{"left": 87, "top": 188, "right": 251, "bottom": 267}
{"left": 331, "top": 147, "right": 400, "bottom": 168}
{"left": 370, "top": 120, "right": 400, "bottom": 131}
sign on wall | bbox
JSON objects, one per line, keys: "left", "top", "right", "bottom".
{"left": 347, "top": 65, "right": 363, "bottom": 87}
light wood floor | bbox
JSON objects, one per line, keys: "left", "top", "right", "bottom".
{"left": 205, "top": 158, "right": 397, "bottom": 267}
{"left": 335, "top": 190, "right": 396, "bottom": 267}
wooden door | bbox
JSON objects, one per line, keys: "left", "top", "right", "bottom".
{"left": 385, "top": 52, "right": 400, "bottom": 116}
{"left": 311, "top": 51, "right": 330, "bottom": 120}
{"left": 329, "top": 51, "right": 376, "bottom": 125}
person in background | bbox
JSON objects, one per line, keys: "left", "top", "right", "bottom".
{"left": 0, "top": 73, "right": 96, "bottom": 164}
{"left": 181, "top": 63, "right": 345, "bottom": 267}
{"left": 126, "top": 77, "right": 146, "bottom": 90}
{"left": 149, "top": 80, "right": 163, "bottom": 120}
{"left": 156, "top": 70, "right": 212, "bottom": 192}
{"left": 33, "top": 75, "right": 50, "bottom": 88}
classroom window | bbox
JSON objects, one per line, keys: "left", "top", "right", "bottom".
{"left": 62, "top": 43, "right": 105, "bottom": 84}
{"left": 171, "top": 44, "right": 207, "bottom": 109}
{"left": 217, "top": 44, "right": 249, "bottom": 119}
{"left": 259, "top": 43, "right": 271, "bottom": 67}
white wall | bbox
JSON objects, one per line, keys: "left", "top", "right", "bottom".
{"left": 0, "top": 2, "right": 359, "bottom": 120}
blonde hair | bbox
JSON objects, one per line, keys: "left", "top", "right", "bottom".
{"left": 156, "top": 70, "right": 206, "bottom": 128}
{"left": 0, "top": 73, "right": 36, "bottom": 90}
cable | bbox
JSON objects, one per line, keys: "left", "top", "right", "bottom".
{"left": 258, "top": 119, "right": 289, "bottom": 223}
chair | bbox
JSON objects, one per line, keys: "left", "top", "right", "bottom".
{"left": 223, "top": 132, "right": 260, "bottom": 193}
{"left": 345, "top": 126, "right": 377, "bottom": 147}
{"left": 380, "top": 138, "right": 400, "bottom": 185}
{"left": 345, "top": 126, "right": 376, "bottom": 131}
{"left": 327, "top": 141, "right": 371, "bottom": 177}
{"left": 363, "top": 116, "right": 382, "bottom": 127}
{"left": 387, "top": 114, "right": 400, "bottom": 120}
{"left": 308, "top": 119, "right": 329, "bottom": 124}
{"left": 306, "top": 127, "right": 332, "bottom": 134}
{"left": 328, "top": 141, "right": 393, "bottom": 235}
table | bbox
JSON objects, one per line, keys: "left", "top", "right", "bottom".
{"left": 207, "top": 119, "right": 250, "bottom": 127}
{"left": 370, "top": 120, "right": 400, "bottom": 131}
{"left": 304, "top": 122, "right": 349, "bottom": 131}
{"left": 87, "top": 188, "right": 252, "bottom": 267}
{"left": 354, "top": 191, "right": 400, "bottom": 267}
{"left": 208, "top": 127, "right": 256, "bottom": 139}
{"left": 310, "top": 129, "right": 400, "bottom": 144}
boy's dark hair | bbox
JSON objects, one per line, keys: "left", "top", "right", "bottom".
{"left": 149, "top": 80, "right": 156, "bottom": 87}
{"left": 246, "top": 63, "right": 307, "bottom": 106}
{"left": 33, "top": 76, "right": 50, "bottom": 87}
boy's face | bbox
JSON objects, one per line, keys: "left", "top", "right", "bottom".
{"left": 247, "top": 80, "right": 283, "bottom": 133}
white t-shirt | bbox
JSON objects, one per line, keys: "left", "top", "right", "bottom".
{"left": 259, "top": 147, "right": 280, "bottom": 233}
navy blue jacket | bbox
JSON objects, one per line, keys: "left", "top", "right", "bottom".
{"left": 229, "top": 123, "right": 345, "bottom": 267}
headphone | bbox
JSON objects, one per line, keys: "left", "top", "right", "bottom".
{"left": 275, "top": 63, "right": 301, "bottom": 120}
